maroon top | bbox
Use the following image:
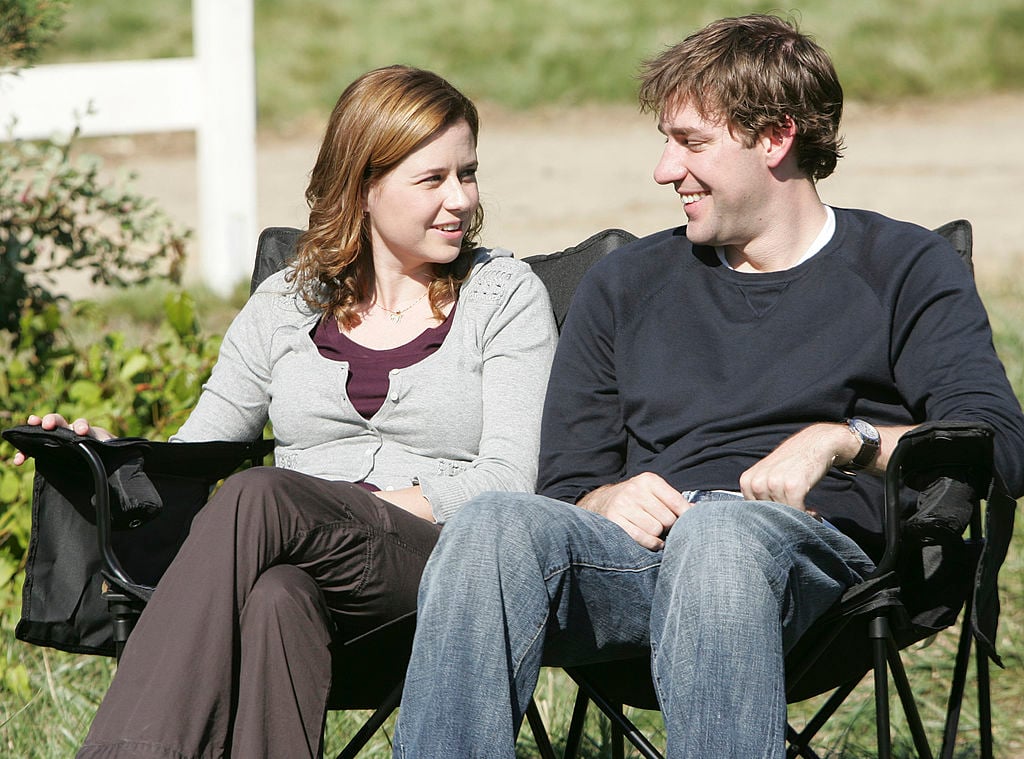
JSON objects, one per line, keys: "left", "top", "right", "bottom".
{"left": 312, "top": 304, "right": 456, "bottom": 419}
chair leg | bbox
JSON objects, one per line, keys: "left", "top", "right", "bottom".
{"left": 977, "top": 648, "right": 993, "bottom": 759}
{"left": 885, "top": 637, "right": 934, "bottom": 759}
{"left": 332, "top": 681, "right": 403, "bottom": 759}
{"left": 563, "top": 691, "right": 590, "bottom": 759}
{"left": 786, "top": 679, "right": 859, "bottom": 759}
{"left": 571, "top": 672, "right": 664, "bottom": 759}
{"left": 524, "top": 698, "right": 558, "bottom": 759}
{"left": 939, "top": 546, "right": 994, "bottom": 759}
{"left": 940, "top": 613, "right": 975, "bottom": 759}
{"left": 101, "top": 587, "right": 142, "bottom": 662}
{"left": 869, "top": 616, "right": 893, "bottom": 759}
{"left": 611, "top": 705, "right": 625, "bottom": 759}
{"left": 786, "top": 724, "right": 824, "bottom": 759}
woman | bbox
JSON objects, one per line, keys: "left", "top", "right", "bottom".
{"left": 18, "top": 65, "right": 557, "bottom": 757}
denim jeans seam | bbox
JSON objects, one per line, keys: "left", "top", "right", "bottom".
{"left": 524, "top": 558, "right": 661, "bottom": 677}
{"left": 510, "top": 601, "right": 550, "bottom": 680}
{"left": 649, "top": 637, "right": 665, "bottom": 710}
{"left": 541, "top": 559, "right": 662, "bottom": 582}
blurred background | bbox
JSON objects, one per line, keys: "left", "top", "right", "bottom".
{"left": 23, "top": 0, "right": 1024, "bottom": 287}
{"left": 40, "top": 0, "right": 1024, "bottom": 123}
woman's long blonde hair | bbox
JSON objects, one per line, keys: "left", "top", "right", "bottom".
{"left": 288, "top": 66, "right": 483, "bottom": 327}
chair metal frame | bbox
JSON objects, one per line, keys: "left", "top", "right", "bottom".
{"left": 562, "top": 426, "right": 999, "bottom": 759}
{"left": 12, "top": 221, "right": 1005, "bottom": 758}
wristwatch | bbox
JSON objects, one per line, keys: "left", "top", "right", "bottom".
{"left": 842, "top": 417, "right": 881, "bottom": 472}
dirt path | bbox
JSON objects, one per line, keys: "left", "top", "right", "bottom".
{"left": 97, "top": 93, "right": 1023, "bottom": 287}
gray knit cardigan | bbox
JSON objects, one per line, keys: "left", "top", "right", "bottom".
{"left": 173, "top": 249, "right": 558, "bottom": 522}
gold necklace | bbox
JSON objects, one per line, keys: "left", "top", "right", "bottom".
{"left": 375, "top": 291, "right": 428, "bottom": 324}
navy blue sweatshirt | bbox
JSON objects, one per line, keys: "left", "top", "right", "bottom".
{"left": 538, "top": 209, "right": 1024, "bottom": 557}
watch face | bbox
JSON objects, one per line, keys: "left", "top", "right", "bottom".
{"left": 850, "top": 418, "right": 880, "bottom": 443}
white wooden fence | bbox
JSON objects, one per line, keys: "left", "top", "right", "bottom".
{"left": 0, "top": 0, "right": 257, "bottom": 296}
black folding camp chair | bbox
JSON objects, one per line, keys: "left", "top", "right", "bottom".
{"left": 552, "top": 220, "right": 1019, "bottom": 759}
{"left": 3, "top": 225, "right": 640, "bottom": 758}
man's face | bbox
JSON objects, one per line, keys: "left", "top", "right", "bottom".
{"left": 653, "top": 100, "right": 771, "bottom": 253}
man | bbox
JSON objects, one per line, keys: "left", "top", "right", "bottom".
{"left": 393, "top": 14, "right": 1024, "bottom": 758}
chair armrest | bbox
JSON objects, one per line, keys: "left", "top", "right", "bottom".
{"left": 3, "top": 424, "right": 273, "bottom": 480}
{"left": 871, "top": 421, "right": 994, "bottom": 577}
{"left": 3, "top": 425, "right": 274, "bottom": 594}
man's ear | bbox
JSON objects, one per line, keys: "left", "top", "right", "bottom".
{"left": 761, "top": 116, "right": 798, "bottom": 169}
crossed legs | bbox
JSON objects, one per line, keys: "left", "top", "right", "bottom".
{"left": 78, "top": 467, "right": 440, "bottom": 759}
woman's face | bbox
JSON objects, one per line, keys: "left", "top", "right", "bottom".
{"left": 364, "top": 119, "right": 479, "bottom": 275}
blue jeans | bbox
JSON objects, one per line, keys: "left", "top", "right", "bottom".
{"left": 393, "top": 492, "right": 874, "bottom": 758}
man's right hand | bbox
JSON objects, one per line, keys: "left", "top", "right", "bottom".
{"left": 577, "top": 472, "right": 691, "bottom": 551}
{"left": 11, "top": 413, "right": 113, "bottom": 466}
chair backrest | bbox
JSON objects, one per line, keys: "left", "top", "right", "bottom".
{"left": 250, "top": 221, "right": 968, "bottom": 325}
{"left": 248, "top": 227, "right": 640, "bottom": 325}
{"left": 251, "top": 227, "right": 303, "bottom": 295}
{"left": 934, "top": 218, "right": 973, "bottom": 273}
{"left": 522, "top": 228, "right": 637, "bottom": 328}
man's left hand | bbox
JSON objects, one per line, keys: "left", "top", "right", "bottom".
{"left": 739, "top": 423, "right": 857, "bottom": 512}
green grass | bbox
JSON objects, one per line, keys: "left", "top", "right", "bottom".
{"left": 3, "top": 596, "right": 1022, "bottom": 757}
{"left": 35, "top": 0, "right": 1024, "bottom": 129}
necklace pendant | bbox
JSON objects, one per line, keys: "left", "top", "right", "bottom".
{"left": 389, "top": 312, "right": 402, "bottom": 324}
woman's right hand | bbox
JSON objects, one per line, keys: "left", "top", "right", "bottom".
{"left": 11, "top": 413, "right": 114, "bottom": 466}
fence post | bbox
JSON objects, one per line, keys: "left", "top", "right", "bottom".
{"left": 193, "top": 0, "right": 258, "bottom": 295}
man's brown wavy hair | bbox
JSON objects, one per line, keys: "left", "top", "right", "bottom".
{"left": 288, "top": 65, "right": 483, "bottom": 327}
{"left": 638, "top": 14, "right": 844, "bottom": 181}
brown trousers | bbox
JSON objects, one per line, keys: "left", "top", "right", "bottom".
{"left": 77, "top": 467, "right": 442, "bottom": 759}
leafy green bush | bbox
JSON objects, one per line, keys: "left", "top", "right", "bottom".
{"left": 0, "top": 0, "right": 199, "bottom": 595}
{"left": 0, "top": 291, "right": 220, "bottom": 588}
{"left": 0, "top": 0, "right": 67, "bottom": 68}
{"left": 0, "top": 125, "right": 190, "bottom": 346}
{"left": 0, "top": 291, "right": 220, "bottom": 746}
{"left": 1, "top": 0, "right": 190, "bottom": 348}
